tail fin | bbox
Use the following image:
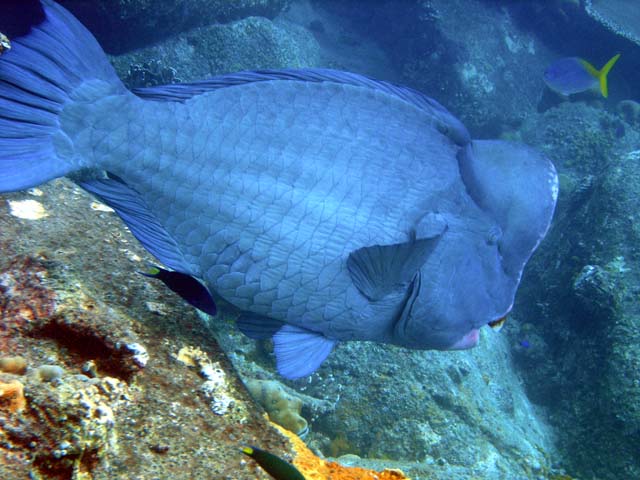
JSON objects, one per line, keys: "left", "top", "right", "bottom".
{"left": 596, "top": 53, "right": 620, "bottom": 98}
{"left": 0, "top": 0, "right": 125, "bottom": 192}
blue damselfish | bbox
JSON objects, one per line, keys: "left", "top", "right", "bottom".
{"left": 0, "top": 1, "right": 558, "bottom": 379}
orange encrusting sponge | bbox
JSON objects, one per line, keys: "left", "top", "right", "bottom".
{"left": 272, "top": 422, "right": 410, "bottom": 480}
{"left": 0, "top": 380, "right": 26, "bottom": 413}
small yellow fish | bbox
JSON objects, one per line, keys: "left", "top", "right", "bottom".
{"left": 0, "top": 33, "right": 10, "bottom": 55}
{"left": 544, "top": 54, "right": 620, "bottom": 98}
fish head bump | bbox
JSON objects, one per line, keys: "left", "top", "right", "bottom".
{"left": 392, "top": 140, "right": 557, "bottom": 352}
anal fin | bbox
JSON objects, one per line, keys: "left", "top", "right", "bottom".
{"left": 237, "top": 312, "right": 284, "bottom": 339}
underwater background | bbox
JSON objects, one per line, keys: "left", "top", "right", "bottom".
{"left": 1, "top": 0, "right": 639, "bottom": 479}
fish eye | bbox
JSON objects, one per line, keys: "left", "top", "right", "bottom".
{"left": 486, "top": 225, "right": 502, "bottom": 245}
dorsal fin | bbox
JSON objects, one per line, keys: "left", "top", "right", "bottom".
{"left": 134, "top": 68, "right": 470, "bottom": 146}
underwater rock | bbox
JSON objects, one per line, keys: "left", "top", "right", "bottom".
{"left": 112, "top": 15, "right": 321, "bottom": 89}
{"left": 204, "top": 278, "right": 556, "bottom": 478}
{"left": 519, "top": 101, "right": 623, "bottom": 174}
{"left": 512, "top": 127, "right": 640, "bottom": 479}
{"left": 175, "top": 346, "right": 248, "bottom": 419}
{"left": 0, "top": 254, "right": 57, "bottom": 354}
{"left": 617, "top": 99, "right": 640, "bottom": 126}
{"left": 30, "top": 305, "right": 149, "bottom": 382}
{"left": 585, "top": 0, "right": 640, "bottom": 47}
{"left": 313, "top": 0, "right": 553, "bottom": 137}
{"left": 0, "top": 372, "right": 126, "bottom": 479}
{"left": 572, "top": 264, "right": 618, "bottom": 321}
{"left": 59, "top": 0, "right": 291, "bottom": 54}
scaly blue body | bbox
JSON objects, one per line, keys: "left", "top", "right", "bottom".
{"left": 0, "top": 1, "right": 558, "bottom": 378}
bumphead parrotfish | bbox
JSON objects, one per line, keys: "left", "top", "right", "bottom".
{"left": 0, "top": 1, "right": 558, "bottom": 379}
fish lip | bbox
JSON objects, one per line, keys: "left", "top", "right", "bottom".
{"left": 449, "top": 328, "right": 480, "bottom": 350}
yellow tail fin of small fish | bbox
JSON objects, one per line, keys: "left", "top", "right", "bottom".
{"left": 581, "top": 54, "right": 620, "bottom": 98}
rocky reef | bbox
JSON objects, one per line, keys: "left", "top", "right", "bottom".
{"left": 0, "top": 180, "right": 419, "bottom": 479}
{"left": 515, "top": 101, "right": 640, "bottom": 479}
{"left": 58, "top": 0, "right": 291, "bottom": 54}
{"left": 585, "top": 0, "right": 640, "bottom": 47}
{"left": 2, "top": 0, "right": 640, "bottom": 479}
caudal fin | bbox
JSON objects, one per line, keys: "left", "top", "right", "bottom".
{"left": 597, "top": 53, "right": 620, "bottom": 98}
{"left": 0, "top": 0, "right": 125, "bottom": 192}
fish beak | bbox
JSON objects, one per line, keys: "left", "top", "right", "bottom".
{"left": 488, "top": 315, "right": 508, "bottom": 332}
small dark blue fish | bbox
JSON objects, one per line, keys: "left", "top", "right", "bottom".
{"left": 241, "top": 446, "right": 306, "bottom": 480}
{"left": 139, "top": 265, "right": 217, "bottom": 316}
{"left": 519, "top": 339, "right": 530, "bottom": 349}
{"left": 544, "top": 54, "right": 620, "bottom": 98}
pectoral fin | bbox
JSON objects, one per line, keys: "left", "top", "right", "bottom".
{"left": 347, "top": 227, "right": 444, "bottom": 301}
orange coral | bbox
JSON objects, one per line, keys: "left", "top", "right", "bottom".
{"left": 0, "top": 379, "right": 26, "bottom": 413}
{"left": 271, "top": 422, "right": 410, "bottom": 480}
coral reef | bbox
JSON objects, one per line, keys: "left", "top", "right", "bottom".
{"left": 0, "top": 379, "right": 26, "bottom": 413}
{"left": 246, "top": 379, "right": 308, "bottom": 436}
{"left": 617, "top": 99, "right": 640, "bottom": 126}
{"left": 0, "top": 254, "right": 57, "bottom": 353}
{"left": 0, "top": 356, "right": 27, "bottom": 375}
{"left": 175, "top": 345, "right": 248, "bottom": 418}
{"left": 272, "top": 422, "right": 409, "bottom": 480}
{"left": 112, "top": 15, "right": 321, "bottom": 89}
{"left": 514, "top": 109, "right": 640, "bottom": 479}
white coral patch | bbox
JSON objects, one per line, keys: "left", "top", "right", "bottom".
{"left": 7, "top": 199, "right": 48, "bottom": 220}
{"left": 123, "top": 342, "right": 149, "bottom": 368}
{"left": 90, "top": 201, "right": 114, "bottom": 212}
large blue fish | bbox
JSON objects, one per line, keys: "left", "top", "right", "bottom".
{"left": 0, "top": 1, "right": 557, "bottom": 378}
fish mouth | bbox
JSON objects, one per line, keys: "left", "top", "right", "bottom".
{"left": 449, "top": 328, "right": 480, "bottom": 350}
